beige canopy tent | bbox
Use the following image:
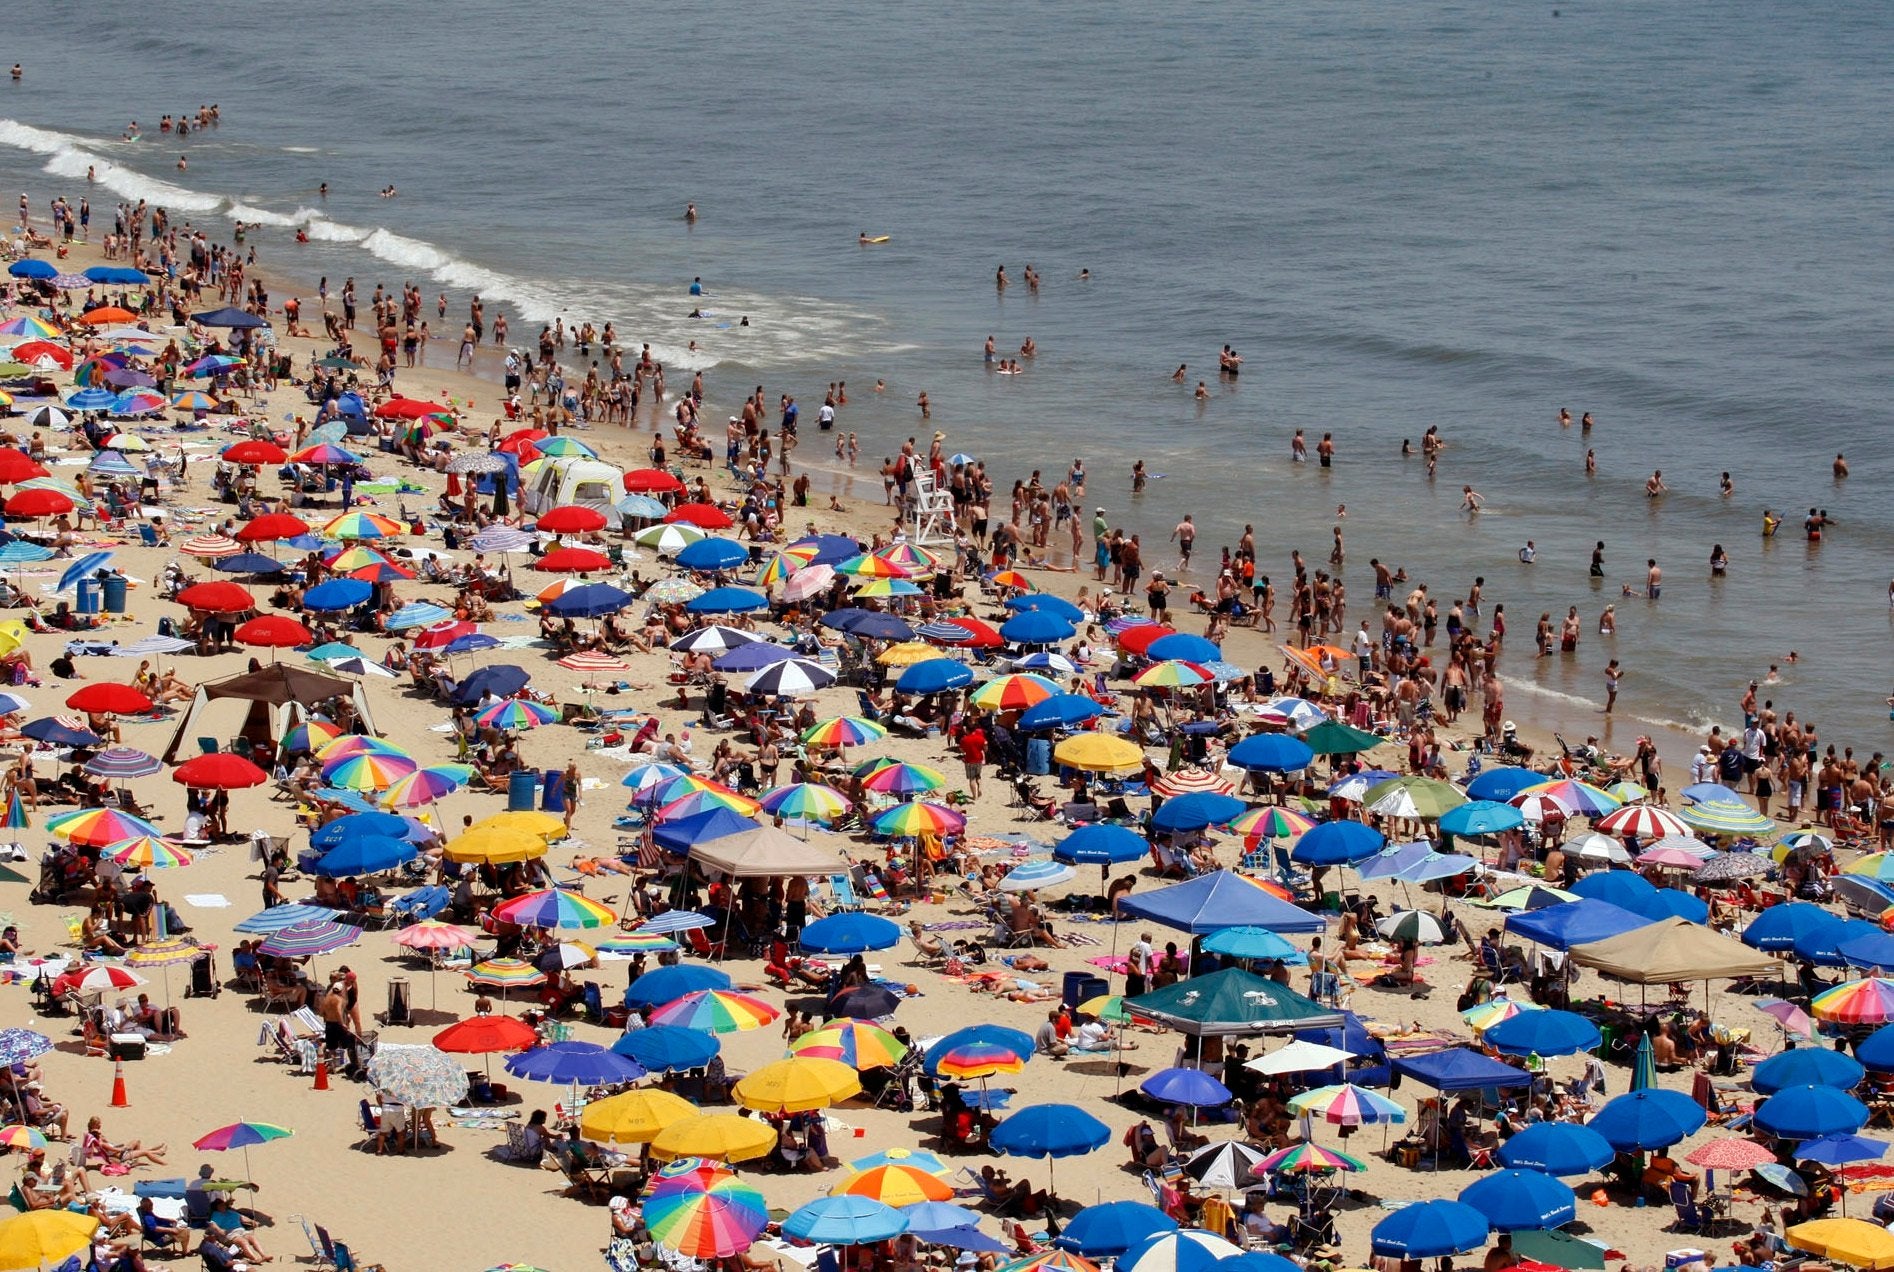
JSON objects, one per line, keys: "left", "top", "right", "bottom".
{"left": 691, "top": 825, "right": 849, "bottom": 878}
{"left": 1568, "top": 916, "right": 1781, "bottom": 984}
{"left": 161, "top": 664, "right": 379, "bottom": 762}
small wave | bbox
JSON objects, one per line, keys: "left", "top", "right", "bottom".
{"left": 281, "top": 146, "right": 320, "bottom": 154}
{"left": 228, "top": 202, "right": 325, "bottom": 228}
{"left": 0, "top": 117, "right": 221, "bottom": 213}
{"left": 1504, "top": 678, "right": 1719, "bottom": 738}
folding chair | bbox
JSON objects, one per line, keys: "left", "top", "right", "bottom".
{"left": 828, "top": 874, "right": 864, "bottom": 912}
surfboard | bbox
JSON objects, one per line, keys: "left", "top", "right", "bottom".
{"left": 862, "top": 235, "right": 890, "bottom": 244}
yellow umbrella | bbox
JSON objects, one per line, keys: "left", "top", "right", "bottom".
{"left": 875, "top": 641, "right": 939, "bottom": 667}
{"left": 1054, "top": 731, "right": 1145, "bottom": 773}
{"left": 471, "top": 810, "right": 567, "bottom": 838}
{"left": 649, "top": 1114, "right": 778, "bottom": 1163}
{"left": 579, "top": 1089, "right": 698, "bottom": 1146}
{"left": 731, "top": 1058, "right": 862, "bottom": 1114}
{"left": 835, "top": 1163, "right": 955, "bottom": 1206}
{"left": 1788, "top": 1219, "right": 1894, "bottom": 1269}
{"left": 0, "top": 1211, "right": 100, "bottom": 1270}
{"left": 442, "top": 826, "right": 545, "bottom": 864}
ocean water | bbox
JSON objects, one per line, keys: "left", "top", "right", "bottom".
{"left": 2, "top": 0, "right": 1890, "bottom": 754}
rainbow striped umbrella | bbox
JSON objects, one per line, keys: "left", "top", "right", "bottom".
{"left": 595, "top": 933, "right": 680, "bottom": 956}
{"left": 45, "top": 806, "right": 162, "bottom": 847}
{"left": 1133, "top": 660, "right": 1217, "bottom": 689}
{"left": 1256, "top": 1142, "right": 1369, "bottom": 1175}
{"left": 466, "top": 958, "right": 548, "bottom": 989}
{"left": 790, "top": 1022, "right": 909, "bottom": 1071}
{"left": 802, "top": 716, "right": 889, "bottom": 748}
{"left": 0, "top": 315, "right": 58, "bottom": 338}
{"left": 658, "top": 788, "right": 762, "bottom": 820}
{"left": 648, "top": 990, "right": 781, "bottom": 1034}
{"left": 316, "top": 734, "right": 413, "bottom": 762}
{"left": 324, "top": 545, "right": 391, "bottom": 571}
{"left": 1462, "top": 997, "right": 1544, "bottom": 1033}
{"left": 193, "top": 1122, "right": 293, "bottom": 1152}
{"left": 836, "top": 552, "right": 911, "bottom": 579}
{"left": 1227, "top": 806, "right": 1317, "bottom": 845}
{"left": 753, "top": 552, "right": 805, "bottom": 586}
{"left": 475, "top": 699, "right": 560, "bottom": 731}
{"left": 873, "top": 801, "right": 966, "bottom": 837}
{"left": 1812, "top": 978, "right": 1894, "bottom": 1026}
{"left": 288, "top": 443, "right": 360, "bottom": 466}
{"left": 1517, "top": 779, "right": 1622, "bottom": 818}
{"left": 758, "top": 782, "right": 854, "bottom": 824}
{"left": 644, "top": 1173, "right": 770, "bottom": 1258}
{"left": 380, "top": 764, "right": 476, "bottom": 809}
{"left": 873, "top": 543, "right": 945, "bottom": 575}
{"left": 280, "top": 719, "right": 343, "bottom": 753}
{"left": 1288, "top": 1084, "right": 1409, "bottom": 1127}
{"left": 1678, "top": 800, "right": 1778, "bottom": 836}
{"left": 109, "top": 835, "right": 193, "bottom": 870}
{"left": 638, "top": 773, "right": 752, "bottom": 810}
{"left": 0, "top": 1124, "right": 48, "bottom": 1151}
{"left": 322, "top": 750, "right": 420, "bottom": 791}
{"left": 857, "top": 760, "right": 947, "bottom": 796}
{"left": 969, "top": 673, "right": 1061, "bottom": 711}
{"left": 322, "top": 511, "right": 404, "bottom": 539}
{"left": 494, "top": 888, "right": 616, "bottom": 930}
{"left": 852, "top": 578, "right": 923, "bottom": 598}
{"left": 932, "top": 1041, "right": 1028, "bottom": 1081}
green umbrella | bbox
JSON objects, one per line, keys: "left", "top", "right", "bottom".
{"left": 1302, "top": 720, "right": 1383, "bottom": 755}
{"left": 1630, "top": 1031, "right": 1657, "bottom": 1093}
{"left": 1363, "top": 775, "right": 1468, "bottom": 820}
{"left": 1510, "top": 1229, "right": 1609, "bottom": 1270}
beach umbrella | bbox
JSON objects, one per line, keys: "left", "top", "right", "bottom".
{"left": 0, "top": 1029, "right": 51, "bottom": 1073}
{"left": 1814, "top": 978, "right": 1894, "bottom": 1025}
{"left": 1437, "top": 799, "right": 1526, "bottom": 837}
{"left": 625, "top": 964, "right": 732, "bottom": 1008}
{"left": 1199, "top": 927, "right": 1301, "bottom": 962}
{"left": 363, "top": 1043, "right": 469, "bottom": 1110}
{"left": 46, "top": 806, "right": 161, "bottom": 847}
{"left": 875, "top": 801, "right": 966, "bottom": 838}
{"left": 232, "top": 904, "right": 342, "bottom": 935}
{"left": 234, "top": 615, "right": 311, "bottom": 651}
{"left": 645, "top": 1173, "right": 770, "bottom": 1259}
{"left": 1754, "top": 1084, "right": 1869, "bottom": 1140}
{"left": 1049, "top": 1202, "right": 1178, "bottom": 1258}
{"left": 1694, "top": 851, "right": 1774, "bottom": 885}
{"left": 20, "top": 717, "right": 103, "bottom": 748}
{"left": 1796, "top": 1133, "right": 1888, "bottom": 1168}
{"left": 1053, "top": 824, "right": 1149, "bottom": 866}
{"left": 303, "top": 578, "right": 374, "bottom": 611}
{"left": 52, "top": 964, "right": 148, "bottom": 997}
{"left": 783, "top": 1197, "right": 907, "bottom": 1247}
{"left": 192, "top": 1121, "right": 293, "bottom": 1189}
{"left": 314, "top": 834, "right": 417, "bottom": 878}
{"left": 1458, "top": 1169, "right": 1577, "bottom": 1232}
{"left": 830, "top": 985, "right": 901, "bottom": 1019}
{"left": 1288, "top": 1083, "right": 1407, "bottom": 1126}
{"left": 0, "top": 1125, "right": 47, "bottom": 1153}
{"left": 577, "top": 1089, "right": 701, "bottom": 1149}
{"left": 0, "top": 1211, "right": 100, "bottom": 1269}
{"left": 176, "top": 580, "right": 254, "bottom": 613}
{"left": 1370, "top": 1200, "right": 1490, "bottom": 1258}
{"left": 1299, "top": 719, "right": 1383, "bottom": 755}
{"left": 1375, "top": 910, "right": 1451, "bottom": 944}
{"left": 391, "top": 920, "right": 480, "bottom": 955}
{"left": 1594, "top": 804, "right": 1692, "bottom": 838}
{"left": 665, "top": 502, "right": 734, "bottom": 530}
{"left": 109, "top": 836, "right": 193, "bottom": 870}
{"left": 493, "top": 888, "right": 615, "bottom": 930}
{"left": 894, "top": 659, "right": 976, "bottom": 696}
{"left": 1754, "top": 1047, "right": 1867, "bottom": 1094}
{"left": 1176, "top": 1141, "right": 1267, "bottom": 1192}
{"left": 1365, "top": 775, "right": 1468, "bottom": 820}
{"left": 733, "top": 1057, "right": 862, "bottom": 1114}
{"left": 474, "top": 698, "right": 560, "bottom": 731}
{"left": 675, "top": 537, "right": 751, "bottom": 572}
{"left": 505, "top": 1041, "right": 645, "bottom": 1086}
{"left": 997, "top": 860, "right": 1075, "bottom": 893}
{"left": 988, "top": 1104, "right": 1112, "bottom": 1194}
{"left": 791, "top": 1022, "right": 907, "bottom": 1071}
{"left": 800, "top": 913, "right": 903, "bottom": 954}
{"left": 258, "top": 919, "right": 363, "bottom": 959}
{"left": 1485, "top": 1009, "right": 1603, "bottom": 1058}
{"left": 1587, "top": 1089, "right": 1707, "bottom": 1150}
{"left": 1141, "top": 1068, "right": 1233, "bottom": 1108}
{"left": 1226, "top": 807, "right": 1317, "bottom": 848}
{"left": 1678, "top": 800, "right": 1776, "bottom": 836}
{"left": 1053, "top": 731, "right": 1146, "bottom": 772}
{"left": 1786, "top": 1218, "right": 1894, "bottom": 1269}
{"left": 1149, "top": 792, "right": 1246, "bottom": 834}
{"left": 612, "top": 1026, "right": 720, "bottom": 1073}
{"left": 969, "top": 673, "right": 1061, "bottom": 712}
{"left": 379, "top": 764, "right": 475, "bottom": 809}
{"left": 1496, "top": 1121, "right": 1616, "bottom": 1177}
{"left": 434, "top": 1013, "right": 538, "bottom": 1057}
{"left": 650, "top": 1114, "right": 776, "bottom": 1164}
{"left": 1017, "top": 693, "right": 1106, "bottom": 731}
{"left": 740, "top": 657, "right": 834, "bottom": 696}
{"left": 1462, "top": 766, "right": 1541, "bottom": 802}
{"left": 321, "top": 751, "right": 418, "bottom": 790}
{"left": 1291, "top": 819, "right": 1386, "bottom": 865}
{"left": 1227, "top": 732, "right": 1315, "bottom": 773}
{"left": 649, "top": 989, "right": 780, "bottom": 1033}
{"left": 1115, "top": 1230, "right": 1241, "bottom": 1272}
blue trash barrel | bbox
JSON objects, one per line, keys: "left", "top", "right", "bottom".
{"left": 541, "top": 766, "right": 567, "bottom": 813}
{"left": 1065, "top": 973, "right": 1109, "bottom": 1009}
{"left": 75, "top": 578, "right": 101, "bottom": 614}
{"left": 1025, "top": 737, "right": 1051, "bottom": 776}
{"left": 101, "top": 575, "right": 128, "bottom": 613}
{"left": 506, "top": 769, "right": 537, "bottom": 812}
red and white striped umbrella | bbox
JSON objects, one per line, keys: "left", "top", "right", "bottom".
{"left": 179, "top": 533, "right": 242, "bottom": 558}
{"left": 52, "top": 964, "right": 147, "bottom": 996}
{"left": 557, "top": 651, "right": 632, "bottom": 674}
{"left": 1151, "top": 768, "right": 1235, "bottom": 798}
{"left": 1595, "top": 804, "right": 1692, "bottom": 839}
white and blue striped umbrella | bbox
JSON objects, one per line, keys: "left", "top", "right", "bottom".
{"left": 637, "top": 910, "right": 716, "bottom": 935}
{"left": 998, "top": 860, "right": 1076, "bottom": 892}
{"left": 234, "top": 904, "right": 344, "bottom": 935}
{"left": 256, "top": 919, "right": 365, "bottom": 959}
{"left": 112, "top": 635, "right": 197, "bottom": 657}
{"left": 385, "top": 602, "right": 454, "bottom": 630}
{"left": 84, "top": 747, "right": 162, "bottom": 780}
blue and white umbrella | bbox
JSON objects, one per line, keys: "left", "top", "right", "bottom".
{"left": 1115, "top": 1229, "right": 1243, "bottom": 1272}
{"left": 57, "top": 551, "right": 114, "bottom": 594}
{"left": 0, "top": 1027, "right": 53, "bottom": 1067}
{"left": 615, "top": 494, "right": 668, "bottom": 520}
{"left": 233, "top": 904, "right": 343, "bottom": 934}
{"left": 637, "top": 910, "right": 716, "bottom": 935}
{"left": 385, "top": 602, "right": 453, "bottom": 630}
{"left": 744, "top": 658, "right": 835, "bottom": 697}
{"left": 469, "top": 526, "right": 533, "bottom": 553}
{"left": 997, "top": 860, "right": 1076, "bottom": 892}
{"left": 83, "top": 747, "right": 162, "bottom": 780}
{"left": 111, "top": 635, "right": 196, "bottom": 657}
{"left": 670, "top": 626, "right": 757, "bottom": 655}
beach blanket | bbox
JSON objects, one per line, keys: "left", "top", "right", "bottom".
{"left": 871, "top": 978, "right": 921, "bottom": 998}
{"left": 183, "top": 894, "right": 231, "bottom": 908}
{"left": 925, "top": 920, "right": 986, "bottom": 933}
{"left": 1059, "top": 930, "right": 1105, "bottom": 948}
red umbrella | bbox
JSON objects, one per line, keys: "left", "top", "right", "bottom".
{"left": 223, "top": 440, "right": 288, "bottom": 465}
{"left": 665, "top": 502, "right": 733, "bottom": 529}
{"left": 433, "top": 1014, "right": 538, "bottom": 1053}
{"left": 496, "top": 429, "right": 547, "bottom": 457}
{"left": 623, "top": 468, "right": 684, "bottom": 494}
{"left": 233, "top": 615, "right": 312, "bottom": 648}
{"left": 4, "top": 488, "right": 73, "bottom": 518}
{"left": 937, "top": 617, "right": 1003, "bottom": 648}
{"left": 1118, "top": 624, "right": 1179, "bottom": 656}
{"left": 536, "top": 505, "right": 607, "bottom": 534}
{"left": 175, "top": 581, "right": 255, "bottom": 613}
{"left": 413, "top": 620, "right": 476, "bottom": 651}
{"left": 373, "top": 397, "right": 445, "bottom": 420}
{"left": 66, "top": 683, "right": 155, "bottom": 715}
{"left": 533, "top": 547, "right": 611, "bottom": 573}
{"left": 172, "top": 753, "right": 269, "bottom": 789}
{"left": 0, "top": 449, "right": 50, "bottom": 484}
{"left": 234, "top": 513, "right": 309, "bottom": 543}
{"left": 10, "top": 341, "right": 72, "bottom": 369}
{"left": 350, "top": 562, "right": 415, "bottom": 582}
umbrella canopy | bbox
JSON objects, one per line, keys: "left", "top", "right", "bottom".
{"left": 1485, "top": 1009, "right": 1603, "bottom": 1058}
{"left": 1438, "top": 800, "right": 1527, "bottom": 837}
{"left": 834, "top": 1164, "right": 954, "bottom": 1207}
{"left": 1052, "top": 1203, "right": 1178, "bottom": 1258}
{"left": 0, "top": 1211, "right": 100, "bottom": 1269}
{"left": 1786, "top": 1219, "right": 1894, "bottom": 1270}
{"left": 783, "top": 1197, "right": 907, "bottom": 1246}
{"left": 791, "top": 1022, "right": 908, "bottom": 1071}
{"left": 1291, "top": 819, "right": 1386, "bottom": 865}
{"left": 1458, "top": 1170, "right": 1577, "bottom": 1232}
{"left": 579, "top": 1088, "right": 699, "bottom": 1145}
{"left": 504, "top": 1041, "right": 646, "bottom": 1086}
{"left": 257, "top": 919, "right": 363, "bottom": 958}
{"left": 648, "top": 1114, "right": 779, "bottom": 1164}
{"left": 1587, "top": 1089, "right": 1708, "bottom": 1150}
{"left": 1227, "top": 732, "right": 1316, "bottom": 773}
{"left": 989, "top": 1103, "right": 1112, "bottom": 1160}
{"left": 1141, "top": 1068, "right": 1233, "bottom": 1108}
{"left": 626, "top": 964, "right": 732, "bottom": 1008}
{"left": 1753, "top": 1047, "right": 1868, "bottom": 1095}
{"left": 613, "top": 1026, "right": 720, "bottom": 1073}
{"left": 364, "top": 1044, "right": 469, "bottom": 1108}
{"left": 1369, "top": 1201, "right": 1491, "bottom": 1258}
{"left": 649, "top": 989, "right": 781, "bottom": 1033}
{"left": 1685, "top": 1137, "right": 1779, "bottom": 1170}
{"left": 1496, "top": 1121, "right": 1616, "bottom": 1177}
{"left": 1814, "top": 978, "right": 1894, "bottom": 1025}
{"left": 1753, "top": 1084, "right": 1870, "bottom": 1140}
{"left": 732, "top": 1057, "right": 862, "bottom": 1114}
{"left": 1115, "top": 1231, "right": 1241, "bottom": 1272}
{"left": 1053, "top": 823, "right": 1150, "bottom": 866}
{"left": 1149, "top": 792, "right": 1247, "bottom": 834}
{"left": 800, "top": 913, "right": 903, "bottom": 954}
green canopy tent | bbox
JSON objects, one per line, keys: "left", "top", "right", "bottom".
{"left": 1125, "top": 967, "right": 1343, "bottom": 1037}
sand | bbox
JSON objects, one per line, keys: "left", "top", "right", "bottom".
{"left": 0, "top": 231, "right": 1795, "bottom": 1271}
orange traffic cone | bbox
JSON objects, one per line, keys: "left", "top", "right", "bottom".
{"left": 312, "top": 1055, "right": 330, "bottom": 1091}
{"left": 109, "top": 1059, "right": 129, "bottom": 1108}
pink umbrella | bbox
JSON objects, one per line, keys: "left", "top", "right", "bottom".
{"left": 1637, "top": 845, "right": 1707, "bottom": 870}
{"left": 782, "top": 563, "right": 835, "bottom": 603}
{"left": 1756, "top": 997, "right": 1814, "bottom": 1040}
{"left": 392, "top": 920, "right": 484, "bottom": 1007}
{"left": 1686, "top": 1138, "right": 1776, "bottom": 1170}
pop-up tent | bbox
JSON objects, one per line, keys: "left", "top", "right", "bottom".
{"left": 1393, "top": 1047, "right": 1534, "bottom": 1094}
{"left": 1567, "top": 916, "right": 1781, "bottom": 985}
{"left": 162, "top": 664, "right": 376, "bottom": 761}
{"left": 1503, "top": 899, "right": 1656, "bottom": 950}
{"left": 1116, "top": 870, "right": 1326, "bottom": 935}
{"left": 690, "top": 824, "right": 851, "bottom": 879}
{"left": 1125, "top": 967, "right": 1342, "bottom": 1036}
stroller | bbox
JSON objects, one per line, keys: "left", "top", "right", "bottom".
{"left": 30, "top": 846, "right": 92, "bottom": 905}
{"left": 186, "top": 949, "right": 220, "bottom": 999}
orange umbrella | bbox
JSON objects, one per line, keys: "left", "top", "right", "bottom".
{"left": 80, "top": 307, "right": 138, "bottom": 325}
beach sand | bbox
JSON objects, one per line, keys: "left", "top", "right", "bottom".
{"left": 0, "top": 231, "right": 1803, "bottom": 1270}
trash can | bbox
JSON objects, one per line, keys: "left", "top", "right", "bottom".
{"left": 1025, "top": 737, "right": 1051, "bottom": 776}
{"left": 506, "top": 769, "right": 537, "bottom": 812}
{"left": 101, "top": 575, "right": 128, "bottom": 613}
{"left": 540, "top": 766, "right": 567, "bottom": 813}
{"left": 75, "top": 578, "right": 101, "bottom": 614}
{"left": 386, "top": 977, "right": 410, "bottom": 1026}
{"left": 1062, "top": 971, "right": 1108, "bottom": 1009}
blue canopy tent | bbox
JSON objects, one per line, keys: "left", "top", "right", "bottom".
{"left": 1504, "top": 899, "right": 1656, "bottom": 950}
{"left": 1393, "top": 1047, "right": 1534, "bottom": 1095}
{"left": 650, "top": 807, "right": 760, "bottom": 853}
{"left": 1116, "top": 870, "right": 1325, "bottom": 935}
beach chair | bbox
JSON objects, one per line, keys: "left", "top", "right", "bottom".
{"left": 852, "top": 863, "right": 891, "bottom": 907}
{"left": 828, "top": 874, "right": 864, "bottom": 912}
{"left": 1668, "top": 1180, "right": 1709, "bottom": 1234}
{"left": 954, "top": 1166, "right": 1021, "bottom": 1215}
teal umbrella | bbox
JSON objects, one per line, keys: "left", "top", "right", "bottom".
{"left": 1630, "top": 1031, "right": 1657, "bottom": 1092}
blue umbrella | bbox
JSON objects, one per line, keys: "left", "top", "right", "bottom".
{"left": 1018, "top": 694, "right": 1105, "bottom": 731}
{"left": 1053, "top": 824, "right": 1149, "bottom": 866}
{"left": 989, "top": 1103, "right": 1112, "bottom": 1160}
{"left": 711, "top": 642, "right": 797, "bottom": 672}
{"left": 786, "top": 534, "right": 861, "bottom": 567}
{"left": 674, "top": 538, "right": 751, "bottom": 572}
{"left": 232, "top": 904, "right": 342, "bottom": 934}
{"left": 1200, "top": 927, "right": 1302, "bottom": 962}
{"left": 1587, "top": 1089, "right": 1708, "bottom": 1150}
{"left": 20, "top": 717, "right": 103, "bottom": 747}
{"left": 57, "top": 551, "right": 114, "bottom": 593}
{"left": 303, "top": 578, "right": 373, "bottom": 611}
{"left": 452, "top": 665, "right": 531, "bottom": 705}
{"left": 444, "top": 633, "right": 502, "bottom": 655}
{"left": 305, "top": 642, "right": 364, "bottom": 663}
{"left": 917, "top": 1227, "right": 1007, "bottom": 1255}
{"left": 783, "top": 1197, "right": 907, "bottom": 1246}
{"left": 1369, "top": 1200, "right": 1491, "bottom": 1258}
{"left": 898, "top": 1203, "right": 982, "bottom": 1236}
{"left": 830, "top": 984, "right": 900, "bottom": 1019}
{"left": 849, "top": 613, "right": 915, "bottom": 642}
{"left": 87, "top": 450, "right": 141, "bottom": 477}
{"left": 1150, "top": 792, "right": 1248, "bottom": 833}
{"left": 64, "top": 388, "right": 118, "bottom": 412}
{"left": 1836, "top": 929, "right": 1894, "bottom": 973}
{"left": 1752, "top": 1047, "right": 1867, "bottom": 1095}
{"left": 213, "top": 552, "right": 287, "bottom": 575}
{"left": 1794, "top": 917, "right": 1881, "bottom": 968}
{"left": 1357, "top": 841, "right": 1441, "bottom": 881}
{"left": 85, "top": 266, "right": 150, "bottom": 285}
{"left": 545, "top": 583, "right": 633, "bottom": 617}
{"left": 1146, "top": 633, "right": 1220, "bottom": 663}
{"left": 503, "top": 1041, "right": 645, "bottom": 1085}
{"left": 896, "top": 659, "right": 975, "bottom": 695}
{"left": 1140, "top": 1068, "right": 1232, "bottom": 1107}
{"left": 1052, "top": 1201, "right": 1178, "bottom": 1257}
{"left": 1400, "top": 853, "right": 1480, "bottom": 884}
{"left": 191, "top": 306, "right": 268, "bottom": 329}
{"left": 1438, "top": 800, "right": 1527, "bottom": 837}
{"left": 1494, "top": 1122, "right": 1616, "bottom": 1177}
{"left": 624, "top": 964, "right": 732, "bottom": 1008}
{"left": 799, "top": 913, "right": 903, "bottom": 954}
{"left": 314, "top": 835, "right": 418, "bottom": 878}
{"left": 616, "top": 494, "right": 668, "bottom": 520}
{"left": 1752, "top": 1084, "right": 1869, "bottom": 1140}
{"left": 998, "top": 610, "right": 1076, "bottom": 645}
{"left": 1458, "top": 1169, "right": 1577, "bottom": 1232}
{"left": 1466, "top": 766, "right": 1545, "bottom": 801}
{"left": 611, "top": 1025, "right": 720, "bottom": 1072}
{"left": 1291, "top": 819, "right": 1386, "bottom": 865}
{"left": 7, "top": 260, "right": 56, "bottom": 279}
{"left": 0, "top": 542, "right": 53, "bottom": 564}
{"left": 283, "top": 534, "right": 329, "bottom": 552}
{"left": 0, "top": 1028, "right": 52, "bottom": 1067}
{"left": 1793, "top": 1133, "right": 1888, "bottom": 1167}
{"left": 1227, "top": 733, "right": 1315, "bottom": 773}
{"left": 1485, "top": 1010, "right": 1603, "bottom": 1058}
{"left": 684, "top": 586, "right": 769, "bottom": 614}
{"left": 1857, "top": 1024, "right": 1894, "bottom": 1072}
{"left": 1741, "top": 902, "right": 1840, "bottom": 953}
{"left": 1117, "top": 1231, "right": 1244, "bottom": 1272}
{"left": 1004, "top": 594, "right": 1083, "bottom": 621}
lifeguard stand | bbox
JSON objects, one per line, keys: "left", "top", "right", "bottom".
{"left": 908, "top": 470, "right": 954, "bottom": 547}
